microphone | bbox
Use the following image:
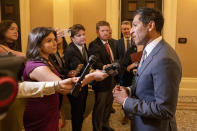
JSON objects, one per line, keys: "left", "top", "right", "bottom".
{"left": 71, "top": 55, "right": 96, "bottom": 97}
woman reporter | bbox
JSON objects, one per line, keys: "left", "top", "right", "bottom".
{"left": 23, "top": 27, "right": 108, "bottom": 130}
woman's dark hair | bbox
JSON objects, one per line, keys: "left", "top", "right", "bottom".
{"left": 26, "top": 27, "right": 56, "bottom": 65}
{"left": 0, "top": 20, "right": 17, "bottom": 49}
{"left": 134, "top": 8, "right": 164, "bottom": 34}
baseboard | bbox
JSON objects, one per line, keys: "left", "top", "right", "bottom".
{"left": 179, "top": 77, "right": 197, "bottom": 96}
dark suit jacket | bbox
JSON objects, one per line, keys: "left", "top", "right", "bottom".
{"left": 116, "top": 38, "right": 137, "bottom": 86}
{"left": 64, "top": 42, "right": 88, "bottom": 76}
{"left": 116, "top": 38, "right": 126, "bottom": 62}
{"left": 124, "top": 39, "right": 182, "bottom": 131}
{"left": 88, "top": 37, "right": 116, "bottom": 91}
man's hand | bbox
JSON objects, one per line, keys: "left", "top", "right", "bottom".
{"left": 91, "top": 70, "right": 109, "bottom": 81}
{"left": 133, "top": 69, "right": 137, "bottom": 75}
{"left": 58, "top": 77, "right": 79, "bottom": 95}
{"left": 127, "top": 63, "right": 136, "bottom": 72}
{"left": 56, "top": 28, "right": 65, "bottom": 38}
{"left": 56, "top": 28, "right": 71, "bottom": 38}
{"left": 82, "top": 70, "right": 109, "bottom": 86}
{"left": 112, "top": 85, "right": 129, "bottom": 105}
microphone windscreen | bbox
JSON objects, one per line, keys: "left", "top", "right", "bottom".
{"left": 88, "top": 55, "right": 97, "bottom": 65}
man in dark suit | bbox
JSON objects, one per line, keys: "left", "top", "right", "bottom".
{"left": 64, "top": 24, "right": 88, "bottom": 131}
{"left": 116, "top": 21, "right": 137, "bottom": 124}
{"left": 113, "top": 8, "right": 182, "bottom": 131}
{"left": 88, "top": 21, "right": 116, "bottom": 131}
{"left": 116, "top": 21, "right": 137, "bottom": 88}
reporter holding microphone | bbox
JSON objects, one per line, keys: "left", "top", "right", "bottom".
{"left": 22, "top": 26, "right": 109, "bottom": 131}
{"left": 0, "top": 24, "right": 108, "bottom": 131}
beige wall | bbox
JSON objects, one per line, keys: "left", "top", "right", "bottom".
{"left": 73, "top": 0, "right": 106, "bottom": 45}
{"left": 19, "top": 0, "right": 197, "bottom": 78}
{"left": 20, "top": 0, "right": 30, "bottom": 53}
{"left": 53, "top": 0, "right": 73, "bottom": 29}
{"left": 162, "top": 0, "right": 177, "bottom": 49}
{"left": 30, "top": 0, "right": 53, "bottom": 29}
{"left": 106, "top": 0, "right": 120, "bottom": 39}
{"left": 53, "top": 0, "right": 73, "bottom": 44}
{"left": 176, "top": 0, "right": 197, "bottom": 77}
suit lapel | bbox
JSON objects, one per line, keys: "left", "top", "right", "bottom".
{"left": 70, "top": 43, "right": 84, "bottom": 62}
{"left": 135, "top": 40, "right": 164, "bottom": 85}
{"left": 109, "top": 41, "right": 115, "bottom": 57}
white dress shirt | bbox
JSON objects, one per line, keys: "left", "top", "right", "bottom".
{"left": 74, "top": 43, "right": 83, "bottom": 55}
{"left": 144, "top": 36, "right": 162, "bottom": 59}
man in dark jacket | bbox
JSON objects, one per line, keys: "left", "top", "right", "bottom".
{"left": 64, "top": 24, "right": 88, "bottom": 131}
{"left": 88, "top": 21, "right": 116, "bottom": 131}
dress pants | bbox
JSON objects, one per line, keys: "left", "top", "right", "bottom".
{"left": 68, "top": 86, "right": 88, "bottom": 131}
{"left": 92, "top": 89, "right": 113, "bottom": 131}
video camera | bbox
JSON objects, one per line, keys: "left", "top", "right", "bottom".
{"left": 0, "top": 55, "right": 25, "bottom": 120}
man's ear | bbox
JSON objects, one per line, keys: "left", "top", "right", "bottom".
{"left": 148, "top": 21, "right": 155, "bottom": 32}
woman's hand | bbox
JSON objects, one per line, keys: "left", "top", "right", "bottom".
{"left": 82, "top": 70, "right": 109, "bottom": 86}
{"left": 58, "top": 77, "right": 79, "bottom": 95}
{"left": 126, "top": 62, "right": 138, "bottom": 72}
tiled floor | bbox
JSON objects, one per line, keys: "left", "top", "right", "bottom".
{"left": 62, "top": 102, "right": 130, "bottom": 131}
{"left": 61, "top": 95, "right": 197, "bottom": 131}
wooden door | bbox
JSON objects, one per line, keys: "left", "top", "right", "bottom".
{"left": 121, "top": 0, "right": 162, "bottom": 22}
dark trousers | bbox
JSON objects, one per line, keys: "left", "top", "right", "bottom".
{"left": 68, "top": 86, "right": 88, "bottom": 131}
{"left": 92, "top": 89, "right": 113, "bottom": 131}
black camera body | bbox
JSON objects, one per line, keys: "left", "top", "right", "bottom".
{"left": 104, "top": 62, "right": 120, "bottom": 77}
{"left": 0, "top": 55, "right": 25, "bottom": 120}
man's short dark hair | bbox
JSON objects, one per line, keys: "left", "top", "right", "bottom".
{"left": 96, "top": 21, "right": 110, "bottom": 31}
{"left": 70, "top": 24, "right": 85, "bottom": 37}
{"left": 134, "top": 8, "right": 164, "bottom": 33}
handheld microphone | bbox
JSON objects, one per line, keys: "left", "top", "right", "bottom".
{"left": 71, "top": 55, "right": 96, "bottom": 97}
